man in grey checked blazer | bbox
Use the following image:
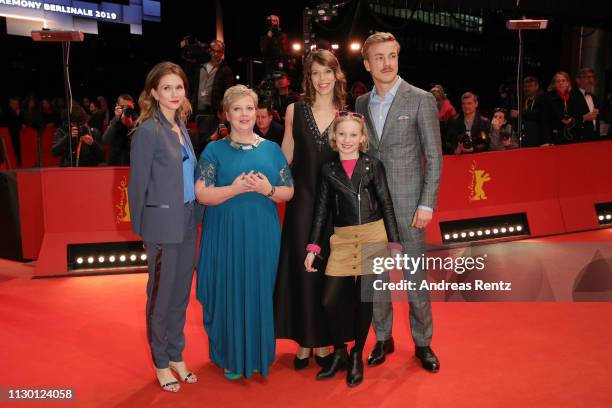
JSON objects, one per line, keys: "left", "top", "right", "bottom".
{"left": 355, "top": 32, "right": 443, "bottom": 372}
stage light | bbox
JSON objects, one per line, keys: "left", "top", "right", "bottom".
{"left": 235, "top": 75, "right": 240, "bottom": 80}
{"left": 292, "top": 42, "right": 302, "bottom": 52}
{"left": 485, "top": 230, "right": 491, "bottom": 235}
{"left": 460, "top": 232, "right": 467, "bottom": 238}
{"left": 452, "top": 233, "right": 459, "bottom": 239}
{"left": 331, "top": 43, "right": 339, "bottom": 50}
{"left": 468, "top": 231, "right": 475, "bottom": 237}
{"left": 350, "top": 42, "right": 361, "bottom": 51}
{"left": 501, "top": 227, "right": 507, "bottom": 233}
{"left": 516, "top": 225, "right": 523, "bottom": 231}
{"left": 509, "top": 227, "right": 515, "bottom": 232}
{"left": 599, "top": 215, "right": 605, "bottom": 221}
{"left": 493, "top": 228, "right": 499, "bottom": 234}
{"left": 607, "top": 214, "right": 612, "bottom": 220}
{"left": 67, "top": 241, "right": 148, "bottom": 273}
{"left": 477, "top": 230, "right": 483, "bottom": 236}
{"left": 444, "top": 234, "right": 450, "bottom": 240}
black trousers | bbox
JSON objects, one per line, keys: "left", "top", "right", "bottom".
{"left": 321, "top": 274, "right": 375, "bottom": 354}
{"left": 144, "top": 202, "right": 197, "bottom": 368}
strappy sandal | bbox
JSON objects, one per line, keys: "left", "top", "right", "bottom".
{"left": 169, "top": 363, "right": 198, "bottom": 384}
{"left": 159, "top": 380, "right": 180, "bottom": 393}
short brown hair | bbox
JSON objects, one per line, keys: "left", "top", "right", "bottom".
{"left": 361, "top": 32, "right": 401, "bottom": 60}
{"left": 461, "top": 92, "right": 478, "bottom": 103}
{"left": 328, "top": 114, "right": 369, "bottom": 153}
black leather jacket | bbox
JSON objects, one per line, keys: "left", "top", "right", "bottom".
{"left": 309, "top": 153, "right": 401, "bottom": 247}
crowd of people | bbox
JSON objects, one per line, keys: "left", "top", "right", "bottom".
{"left": 434, "top": 68, "right": 612, "bottom": 155}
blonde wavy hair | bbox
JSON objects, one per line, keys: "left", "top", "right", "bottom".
{"left": 328, "top": 114, "right": 369, "bottom": 153}
{"left": 302, "top": 49, "right": 346, "bottom": 110}
{"left": 134, "top": 61, "right": 192, "bottom": 128}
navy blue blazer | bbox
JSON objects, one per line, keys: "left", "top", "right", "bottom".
{"left": 128, "top": 110, "right": 203, "bottom": 244}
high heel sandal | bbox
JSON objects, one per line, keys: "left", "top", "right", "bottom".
{"left": 224, "top": 369, "right": 242, "bottom": 381}
{"left": 169, "top": 362, "right": 198, "bottom": 384}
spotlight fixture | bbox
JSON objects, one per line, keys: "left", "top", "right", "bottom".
{"left": 440, "top": 213, "right": 530, "bottom": 244}
{"left": 349, "top": 42, "right": 361, "bottom": 51}
{"left": 331, "top": 43, "right": 339, "bottom": 50}
{"left": 292, "top": 42, "right": 302, "bottom": 51}
{"left": 595, "top": 203, "right": 612, "bottom": 226}
{"left": 67, "top": 241, "right": 149, "bottom": 274}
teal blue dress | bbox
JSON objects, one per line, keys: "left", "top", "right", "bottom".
{"left": 196, "top": 136, "right": 292, "bottom": 378}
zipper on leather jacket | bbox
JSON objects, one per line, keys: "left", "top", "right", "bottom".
{"left": 329, "top": 173, "right": 361, "bottom": 224}
{"left": 357, "top": 178, "right": 362, "bottom": 225}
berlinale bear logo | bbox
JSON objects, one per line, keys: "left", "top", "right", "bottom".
{"left": 469, "top": 161, "right": 491, "bottom": 201}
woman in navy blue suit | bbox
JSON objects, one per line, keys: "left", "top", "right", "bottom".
{"left": 129, "top": 61, "right": 201, "bottom": 393}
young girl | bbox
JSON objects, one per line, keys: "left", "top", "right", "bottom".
{"left": 304, "top": 111, "right": 402, "bottom": 387}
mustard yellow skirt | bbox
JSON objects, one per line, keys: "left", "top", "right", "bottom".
{"left": 326, "top": 219, "right": 391, "bottom": 277}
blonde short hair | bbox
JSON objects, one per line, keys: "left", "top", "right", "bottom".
{"left": 361, "top": 32, "right": 401, "bottom": 60}
{"left": 222, "top": 85, "right": 258, "bottom": 113}
{"left": 328, "top": 114, "right": 369, "bottom": 153}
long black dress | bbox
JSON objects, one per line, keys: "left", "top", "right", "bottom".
{"left": 274, "top": 101, "right": 336, "bottom": 347}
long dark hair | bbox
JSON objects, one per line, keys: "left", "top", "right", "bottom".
{"left": 302, "top": 49, "right": 347, "bottom": 110}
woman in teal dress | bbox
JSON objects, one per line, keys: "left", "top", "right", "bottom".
{"left": 195, "top": 85, "right": 294, "bottom": 380}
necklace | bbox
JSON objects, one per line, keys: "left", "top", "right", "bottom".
{"left": 229, "top": 134, "right": 263, "bottom": 150}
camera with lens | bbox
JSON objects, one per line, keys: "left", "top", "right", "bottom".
{"left": 256, "top": 70, "right": 286, "bottom": 101}
{"left": 120, "top": 105, "right": 137, "bottom": 119}
{"left": 181, "top": 35, "right": 211, "bottom": 64}
{"left": 460, "top": 131, "right": 473, "bottom": 149}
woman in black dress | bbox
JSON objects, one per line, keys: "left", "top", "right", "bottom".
{"left": 274, "top": 49, "right": 347, "bottom": 369}
{"left": 540, "top": 71, "right": 581, "bottom": 145}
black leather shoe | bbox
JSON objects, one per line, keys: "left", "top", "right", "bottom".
{"left": 346, "top": 349, "right": 364, "bottom": 387}
{"left": 315, "top": 353, "right": 333, "bottom": 368}
{"left": 367, "top": 337, "right": 395, "bottom": 366}
{"left": 415, "top": 346, "right": 440, "bottom": 372}
{"left": 316, "top": 348, "right": 349, "bottom": 380}
{"left": 293, "top": 349, "right": 312, "bottom": 370}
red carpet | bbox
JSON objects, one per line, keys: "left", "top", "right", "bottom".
{"left": 1, "top": 233, "right": 612, "bottom": 407}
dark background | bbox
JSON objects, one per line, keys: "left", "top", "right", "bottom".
{"left": 1, "top": 0, "right": 611, "bottom": 110}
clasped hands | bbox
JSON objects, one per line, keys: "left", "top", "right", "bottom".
{"left": 231, "top": 170, "right": 272, "bottom": 195}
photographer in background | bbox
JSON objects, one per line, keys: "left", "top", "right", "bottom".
{"left": 489, "top": 108, "right": 518, "bottom": 151}
{"left": 446, "top": 92, "right": 490, "bottom": 155}
{"left": 182, "top": 37, "right": 234, "bottom": 153}
{"left": 52, "top": 105, "right": 104, "bottom": 167}
{"left": 103, "top": 94, "right": 137, "bottom": 166}
{"left": 260, "top": 15, "right": 282, "bottom": 77}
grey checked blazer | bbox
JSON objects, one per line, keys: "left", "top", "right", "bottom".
{"left": 355, "top": 80, "right": 442, "bottom": 244}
